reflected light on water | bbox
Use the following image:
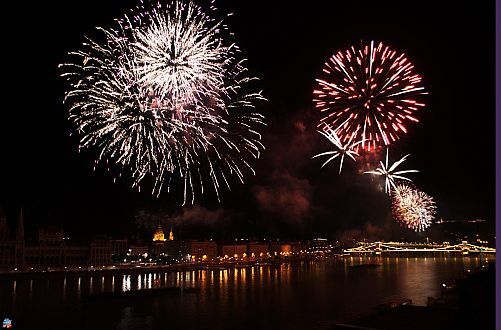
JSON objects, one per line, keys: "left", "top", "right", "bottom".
{"left": 0, "top": 256, "right": 495, "bottom": 330}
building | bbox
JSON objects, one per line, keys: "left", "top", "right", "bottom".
{"left": 89, "top": 239, "right": 112, "bottom": 267}
{"left": 307, "top": 238, "right": 331, "bottom": 254}
{"left": 312, "top": 238, "right": 329, "bottom": 248}
{"left": 26, "top": 226, "right": 67, "bottom": 267}
{"left": 219, "top": 243, "right": 248, "bottom": 259}
{"left": 38, "top": 226, "right": 64, "bottom": 243}
{"left": 151, "top": 225, "right": 175, "bottom": 256}
{"left": 110, "top": 238, "right": 128, "bottom": 257}
{"left": 24, "top": 243, "right": 88, "bottom": 267}
{"left": 23, "top": 226, "right": 96, "bottom": 268}
{"left": 269, "top": 242, "right": 292, "bottom": 256}
{"left": 129, "top": 244, "right": 149, "bottom": 256}
{"left": 247, "top": 242, "right": 269, "bottom": 258}
{"left": 0, "top": 209, "right": 25, "bottom": 269}
{"left": 164, "top": 240, "right": 217, "bottom": 261}
{"left": 0, "top": 209, "right": 112, "bottom": 270}
{"left": 153, "top": 224, "right": 166, "bottom": 242}
{"left": 164, "top": 240, "right": 192, "bottom": 260}
{"left": 291, "top": 242, "right": 308, "bottom": 254}
{"left": 190, "top": 241, "right": 217, "bottom": 260}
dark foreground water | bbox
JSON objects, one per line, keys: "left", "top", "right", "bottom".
{"left": 0, "top": 256, "right": 493, "bottom": 330}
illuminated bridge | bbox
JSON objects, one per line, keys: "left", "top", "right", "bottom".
{"left": 343, "top": 241, "right": 496, "bottom": 255}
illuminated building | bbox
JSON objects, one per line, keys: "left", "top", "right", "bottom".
{"left": 152, "top": 225, "right": 175, "bottom": 256}
{"left": 153, "top": 224, "right": 166, "bottom": 242}
{"left": 312, "top": 238, "right": 329, "bottom": 248}
{"left": 247, "top": 243, "right": 269, "bottom": 258}
{"left": 129, "top": 245, "right": 149, "bottom": 256}
{"left": 190, "top": 241, "right": 217, "bottom": 260}
{"left": 291, "top": 242, "right": 308, "bottom": 253}
{"left": 164, "top": 240, "right": 217, "bottom": 260}
{"left": 269, "top": 243, "right": 292, "bottom": 256}
{"left": 219, "top": 244, "right": 247, "bottom": 259}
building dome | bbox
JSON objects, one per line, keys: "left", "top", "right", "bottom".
{"left": 153, "top": 224, "right": 166, "bottom": 242}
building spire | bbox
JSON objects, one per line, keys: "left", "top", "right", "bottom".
{"left": 169, "top": 227, "right": 174, "bottom": 241}
{"left": 16, "top": 208, "right": 25, "bottom": 242}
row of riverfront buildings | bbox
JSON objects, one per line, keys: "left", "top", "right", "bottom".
{"left": 0, "top": 210, "right": 114, "bottom": 270}
{"left": 0, "top": 210, "right": 330, "bottom": 271}
{"left": 124, "top": 224, "right": 322, "bottom": 262}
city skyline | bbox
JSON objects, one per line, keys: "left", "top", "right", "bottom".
{"left": 0, "top": 206, "right": 494, "bottom": 246}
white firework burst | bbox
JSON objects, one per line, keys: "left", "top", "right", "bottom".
{"left": 313, "top": 128, "right": 364, "bottom": 174}
{"left": 364, "top": 149, "right": 418, "bottom": 193}
{"left": 59, "top": 0, "right": 266, "bottom": 204}
{"left": 131, "top": 1, "right": 230, "bottom": 106}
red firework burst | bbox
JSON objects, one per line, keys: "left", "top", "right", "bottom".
{"left": 313, "top": 41, "right": 427, "bottom": 152}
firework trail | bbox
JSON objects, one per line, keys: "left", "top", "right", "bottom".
{"left": 392, "top": 184, "right": 436, "bottom": 232}
{"left": 313, "top": 41, "right": 426, "bottom": 151}
{"left": 364, "top": 149, "right": 418, "bottom": 194}
{"left": 60, "top": 0, "right": 266, "bottom": 204}
{"left": 313, "top": 127, "right": 364, "bottom": 174}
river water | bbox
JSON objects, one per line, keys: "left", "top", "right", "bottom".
{"left": 0, "top": 256, "right": 492, "bottom": 330}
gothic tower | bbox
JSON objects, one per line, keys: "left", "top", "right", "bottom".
{"left": 15, "top": 208, "right": 25, "bottom": 267}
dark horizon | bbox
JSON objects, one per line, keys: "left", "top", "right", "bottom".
{"left": 0, "top": 0, "right": 495, "bottom": 241}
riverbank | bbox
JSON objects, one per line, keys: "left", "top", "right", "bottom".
{"left": 0, "top": 257, "right": 316, "bottom": 279}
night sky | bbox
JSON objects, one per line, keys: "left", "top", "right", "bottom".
{"left": 0, "top": 0, "right": 495, "bottom": 241}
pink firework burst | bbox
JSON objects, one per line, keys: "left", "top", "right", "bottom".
{"left": 313, "top": 40, "right": 427, "bottom": 152}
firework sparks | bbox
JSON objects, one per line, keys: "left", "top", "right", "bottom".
{"left": 132, "top": 0, "right": 231, "bottom": 106}
{"left": 59, "top": 0, "right": 266, "bottom": 204}
{"left": 364, "top": 149, "right": 418, "bottom": 193}
{"left": 313, "top": 40, "right": 426, "bottom": 151}
{"left": 313, "top": 127, "right": 364, "bottom": 174}
{"left": 392, "top": 184, "right": 436, "bottom": 232}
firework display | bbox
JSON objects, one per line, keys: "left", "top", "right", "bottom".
{"left": 364, "top": 149, "right": 418, "bottom": 194}
{"left": 132, "top": 0, "right": 233, "bottom": 106}
{"left": 313, "top": 127, "right": 364, "bottom": 174}
{"left": 392, "top": 184, "right": 436, "bottom": 232}
{"left": 311, "top": 40, "right": 436, "bottom": 232}
{"left": 313, "top": 41, "right": 426, "bottom": 151}
{"left": 60, "top": 0, "right": 266, "bottom": 204}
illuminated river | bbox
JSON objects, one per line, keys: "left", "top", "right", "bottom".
{"left": 0, "top": 256, "right": 493, "bottom": 330}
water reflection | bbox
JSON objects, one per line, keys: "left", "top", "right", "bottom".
{"left": 0, "top": 256, "right": 494, "bottom": 330}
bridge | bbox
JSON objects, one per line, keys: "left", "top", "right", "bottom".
{"left": 343, "top": 241, "right": 496, "bottom": 255}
